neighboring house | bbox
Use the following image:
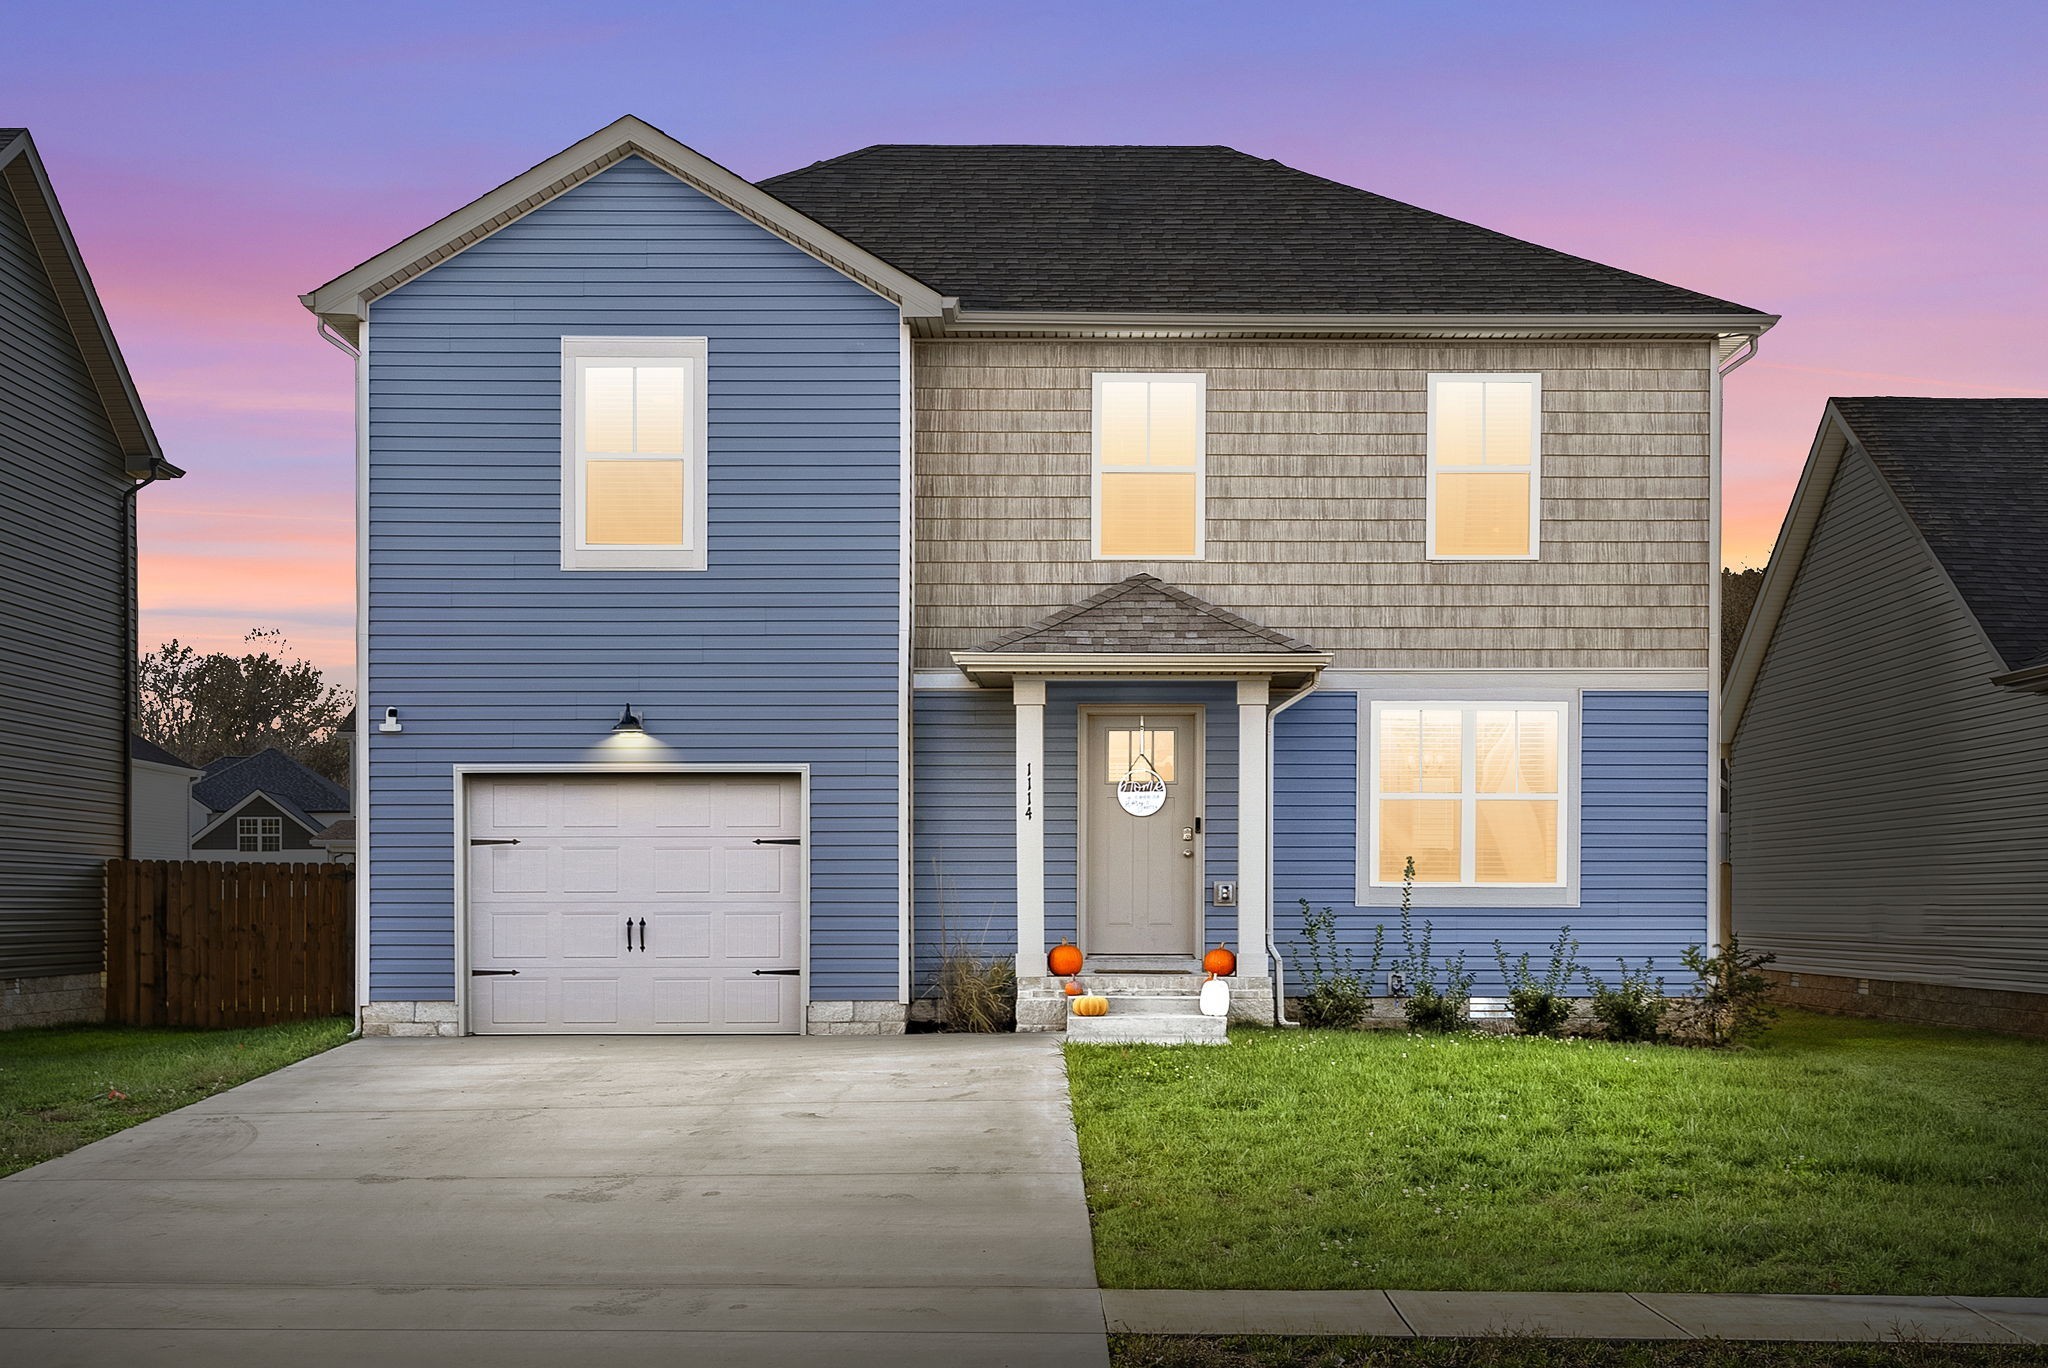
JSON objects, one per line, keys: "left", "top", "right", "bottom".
{"left": 1724, "top": 399, "right": 2048, "bottom": 1037}
{"left": 129, "top": 735, "right": 202, "bottom": 860}
{"left": 309, "top": 817, "right": 356, "bottom": 865}
{"left": 188, "top": 748, "right": 351, "bottom": 863}
{"left": 301, "top": 116, "right": 1773, "bottom": 1039}
{"left": 0, "top": 129, "right": 182, "bottom": 1030}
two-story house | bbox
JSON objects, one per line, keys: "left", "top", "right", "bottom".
{"left": 303, "top": 117, "right": 1772, "bottom": 1039}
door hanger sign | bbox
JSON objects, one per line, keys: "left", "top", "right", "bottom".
{"left": 1117, "top": 723, "right": 1168, "bottom": 817}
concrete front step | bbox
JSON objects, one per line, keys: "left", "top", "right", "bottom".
{"left": 1065, "top": 1012, "right": 1228, "bottom": 1046}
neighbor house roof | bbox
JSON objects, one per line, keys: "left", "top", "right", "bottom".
{"left": 192, "top": 747, "right": 349, "bottom": 817}
{"left": 309, "top": 817, "right": 356, "bottom": 849}
{"left": 1724, "top": 398, "right": 2048, "bottom": 731}
{"left": 763, "top": 144, "right": 1774, "bottom": 323}
{"left": 0, "top": 129, "right": 176, "bottom": 478}
{"left": 129, "top": 734, "right": 199, "bottom": 771}
{"left": 953, "top": 574, "right": 1330, "bottom": 686}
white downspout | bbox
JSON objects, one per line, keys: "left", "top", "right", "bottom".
{"left": 319, "top": 316, "right": 371, "bottom": 1038}
{"left": 1264, "top": 673, "right": 1320, "bottom": 1026}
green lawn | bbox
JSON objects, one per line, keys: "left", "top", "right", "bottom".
{"left": 1112, "top": 1338, "right": 2046, "bottom": 1368}
{"left": 1067, "top": 1012, "right": 2048, "bottom": 1295}
{"left": 0, "top": 1018, "right": 350, "bottom": 1176}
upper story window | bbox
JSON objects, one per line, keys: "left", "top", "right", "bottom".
{"left": 561, "top": 337, "right": 708, "bottom": 571}
{"left": 1093, "top": 373, "right": 1205, "bottom": 560}
{"left": 1369, "top": 701, "right": 1568, "bottom": 888}
{"left": 238, "top": 816, "right": 283, "bottom": 853}
{"left": 1427, "top": 373, "right": 1540, "bottom": 559}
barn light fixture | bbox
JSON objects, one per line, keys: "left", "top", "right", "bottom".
{"left": 612, "top": 704, "right": 646, "bottom": 734}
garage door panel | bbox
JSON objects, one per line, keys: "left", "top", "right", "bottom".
{"left": 467, "top": 774, "right": 802, "bottom": 1036}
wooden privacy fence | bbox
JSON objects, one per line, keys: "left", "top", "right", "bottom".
{"left": 105, "top": 860, "right": 353, "bottom": 1026}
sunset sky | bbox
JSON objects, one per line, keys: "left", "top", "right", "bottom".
{"left": 11, "top": 1, "right": 2044, "bottom": 684}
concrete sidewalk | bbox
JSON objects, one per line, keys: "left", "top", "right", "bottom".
{"left": 1104, "top": 1289, "right": 2048, "bottom": 1344}
{"left": 0, "top": 1033, "right": 1108, "bottom": 1367}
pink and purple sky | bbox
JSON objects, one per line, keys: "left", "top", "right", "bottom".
{"left": 12, "top": 1, "right": 2045, "bottom": 684}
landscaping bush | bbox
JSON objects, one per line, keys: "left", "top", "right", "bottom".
{"left": 1294, "top": 899, "right": 1378, "bottom": 1029}
{"left": 1678, "top": 934, "right": 1780, "bottom": 1047}
{"left": 1584, "top": 957, "right": 1667, "bottom": 1042}
{"left": 1390, "top": 857, "right": 1472, "bottom": 1032}
{"left": 1494, "top": 926, "right": 1581, "bottom": 1036}
{"left": 936, "top": 952, "right": 1016, "bottom": 1032}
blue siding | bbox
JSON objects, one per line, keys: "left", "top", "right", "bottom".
{"left": 1274, "top": 690, "right": 1710, "bottom": 992}
{"left": 365, "top": 156, "right": 903, "bottom": 1002}
{"left": 911, "top": 682, "right": 1238, "bottom": 994}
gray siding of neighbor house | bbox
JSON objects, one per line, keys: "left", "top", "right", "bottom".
{"left": 363, "top": 156, "right": 904, "bottom": 1004}
{"left": 0, "top": 174, "right": 129, "bottom": 980}
{"left": 1730, "top": 450, "right": 2048, "bottom": 995}
{"left": 914, "top": 338, "right": 1714, "bottom": 671}
{"left": 191, "top": 797, "right": 320, "bottom": 853}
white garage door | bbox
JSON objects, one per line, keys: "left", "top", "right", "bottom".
{"left": 465, "top": 774, "right": 802, "bottom": 1034}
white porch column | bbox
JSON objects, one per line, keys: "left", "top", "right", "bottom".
{"left": 1013, "top": 678, "right": 1047, "bottom": 980}
{"left": 1235, "top": 678, "right": 1271, "bottom": 972}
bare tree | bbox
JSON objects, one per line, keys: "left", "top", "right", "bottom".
{"left": 137, "top": 628, "right": 353, "bottom": 782}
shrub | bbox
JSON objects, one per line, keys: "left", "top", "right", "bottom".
{"left": 1679, "top": 935, "right": 1779, "bottom": 1047}
{"left": 1295, "top": 899, "right": 1380, "bottom": 1029}
{"left": 1583, "top": 957, "right": 1667, "bottom": 1042}
{"left": 1390, "top": 857, "right": 1472, "bottom": 1032}
{"left": 935, "top": 952, "right": 1016, "bottom": 1032}
{"left": 1494, "top": 926, "right": 1581, "bottom": 1036}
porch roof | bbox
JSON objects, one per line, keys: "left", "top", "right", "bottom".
{"left": 951, "top": 574, "right": 1330, "bottom": 686}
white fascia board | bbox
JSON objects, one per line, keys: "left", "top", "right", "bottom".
{"left": 951, "top": 650, "right": 1331, "bottom": 686}
{"left": 939, "top": 308, "right": 1779, "bottom": 339}
{"left": 301, "top": 115, "right": 946, "bottom": 339}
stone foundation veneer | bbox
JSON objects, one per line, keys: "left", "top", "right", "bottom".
{"left": 806, "top": 1001, "right": 908, "bottom": 1036}
{"left": 361, "top": 1001, "right": 462, "bottom": 1037}
{"left": 0, "top": 972, "right": 104, "bottom": 1030}
{"left": 1767, "top": 970, "right": 2048, "bottom": 1040}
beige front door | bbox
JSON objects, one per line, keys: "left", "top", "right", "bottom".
{"left": 1082, "top": 709, "right": 1202, "bottom": 958}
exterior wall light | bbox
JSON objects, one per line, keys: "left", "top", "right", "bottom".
{"left": 378, "top": 707, "right": 403, "bottom": 734}
{"left": 612, "top": 704, "right": 645, "bottom": 734}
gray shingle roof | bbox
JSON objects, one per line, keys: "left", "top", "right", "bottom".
{"left": 975, "top": 574, "right": 1321, "bottom": 655}
{"left": 192, "top": 747, "right": 349, "bottom": 817}
{"left": 1832, "top": 398, "right": 2048, "bottom": 672}
{"left": 762, "top": 145, "right": 1768, "bottom": 318}
{"left": 129, "top": 734, "right": 195, "bottom": 769}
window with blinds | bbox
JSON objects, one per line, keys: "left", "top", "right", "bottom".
{"left": 1428, "top": 374, "right": 1540, "bottom": 559}
{"left": 561, "top": 337, "right": 708, "bottom": 570}
{"left": 1093, "top": 373, "right": 1205, "bottom": 559}
{"left": 1371, "top": 701, "right": 1568, "bottom": 887}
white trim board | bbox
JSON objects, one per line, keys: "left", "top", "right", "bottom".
{"left": 301, "top": 116, "right": 946, "bottom": 342}
{"left": 449, "top": 763, "right": 813, "bottom": 1037}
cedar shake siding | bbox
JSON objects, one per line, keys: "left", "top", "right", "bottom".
{"left": 912, "top": 338, "right": 1715, "bottom": 672}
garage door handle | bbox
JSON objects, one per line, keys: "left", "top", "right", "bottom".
{"left": 751, "top": 969, "right": 801, "bottom": 976}
{"left": 753, "top": 838, "right": 801, "bottom": 845}
{"left": 471, "top": 969, "right": 519, "bottom": 977}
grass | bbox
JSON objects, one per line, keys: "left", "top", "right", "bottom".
{"left": 1112, "top": 1338, "right": 2047, "bottom": 1368}
{"left": 0, "top": 1018, "right": 351, "bottom": 1176}
{"left": 1066, "top": 1011, "right": 2048, "bottom": 1295}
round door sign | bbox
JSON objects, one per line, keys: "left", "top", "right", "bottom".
{"left": 1117, "top": 771, "right": 1168, "bottom": 817}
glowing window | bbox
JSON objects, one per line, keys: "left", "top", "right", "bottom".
{"left": 1428, "top": 374, "right": 1540, "bottom": 559}
{"left": 562, "top": 338, "right": 706, "bottom": 570}
{"left": 1093, "top": 374, "right": 1205, "bottom": 558}
{"left": 1105, "top": 728, "right": 1178, "bottom": 784}
{"left": 1373, "top": 702, "right": 1567, "bottom": 886}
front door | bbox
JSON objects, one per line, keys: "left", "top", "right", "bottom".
{"left": 1082, "top": 709, "right": 1202, "bottom": 959}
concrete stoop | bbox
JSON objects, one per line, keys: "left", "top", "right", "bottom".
{"left": 1055, "top": 974, "right": 1230, "bottom": 1045}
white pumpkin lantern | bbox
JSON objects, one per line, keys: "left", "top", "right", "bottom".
{"left": 1198, "top": 974, "right": 1231, "bottom": 1018}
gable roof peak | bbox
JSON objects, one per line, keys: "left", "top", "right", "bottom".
{"left": 973, "top": 572, "right": 1322, "bottom": 656}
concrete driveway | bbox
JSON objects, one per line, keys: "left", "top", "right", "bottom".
{"left": 0, "top": 1033, "right": 1108, "bottom": 1367}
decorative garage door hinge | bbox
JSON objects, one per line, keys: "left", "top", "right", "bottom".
{"left": 469, "top": 969, "right": 519, "bottom": 976}
{"left": 750, "top": 968, "right": 801, "bottom": 976}
{"left": 752, "top": 837, "right": 801, "bottom": 845}
{"left": 469, "top": 838, "right": 520, "bottom": 846}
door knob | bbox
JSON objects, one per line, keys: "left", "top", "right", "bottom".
{"left": 1181, "top": 849, "right": 1195, "bottom": 858}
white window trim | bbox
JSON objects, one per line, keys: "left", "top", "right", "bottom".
{"left": 1365, "top": 698, "right": 1572, "bottom": 893}
{"left": 560, "top": 336, "right": 709, "bottom": 571}
{"left": 1090, "top": 371, "right": 1207, "bottom": 562}
{"left": 1425, "top": 372, "right": 1542, "bottom": 561}
{"left": 238, "top": 816, "right": 283, "bottom": 853}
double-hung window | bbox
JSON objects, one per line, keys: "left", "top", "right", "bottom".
{"left": 561, "top": 336, "right": 708, "bottom": 570}
{"left": 1370, "top": 701, "right": 1568, "bottom": 887}
{"left": 1427, "top": 373, "right": 1540, "bottom": 559}
{"left": 1092, "top": 373, "right": 1205, "bottom": 559}
{"left": 237, "top": 816, "right": 282, "bottom": 853}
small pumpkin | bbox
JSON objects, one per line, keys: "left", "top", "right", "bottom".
{"left": 1070, "top": 995, "right": 1110, "bottom": 1017}
{"left": 1047, "top": 939, "right": 1084, "bottom": 977}
{"left": 1063, "top": 978, "right": 1085, "bottom": 997}
{"left": 1202, "top": 942, "right": 1238, "bottom": 976}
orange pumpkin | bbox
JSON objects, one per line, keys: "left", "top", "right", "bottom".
{"left": 1047, "top": 940, "right": 1084, "bottom": 977}
{"left": 1063, "top": 978, "right": 1085, "bottom": 997}
{"left": 1070, "top": 995, "right": 1109, "bottom": 1017}
{"left": 1202, "top": 943, "right": 1237, "bottom": 976}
